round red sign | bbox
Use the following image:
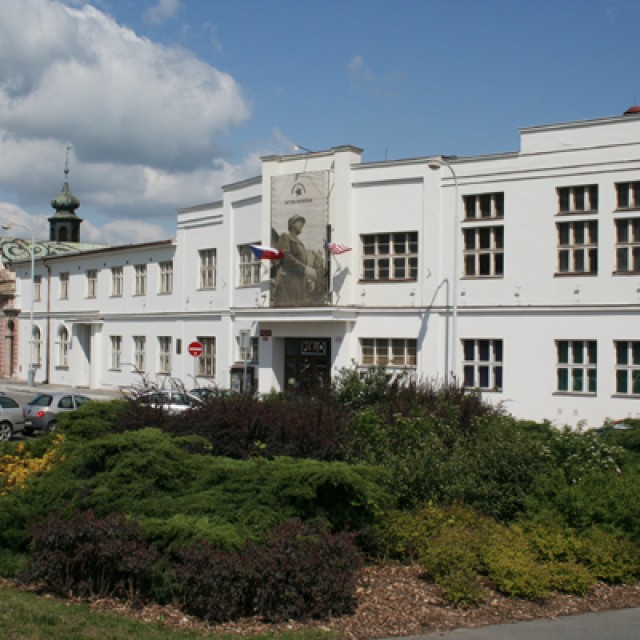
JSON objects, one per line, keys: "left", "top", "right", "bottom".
{"left": 187, "top": 341, "right": 203, "bottom": 357}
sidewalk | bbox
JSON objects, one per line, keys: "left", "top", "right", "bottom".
{"left": 0, "top": 378, "right": 122, "bottom": 400}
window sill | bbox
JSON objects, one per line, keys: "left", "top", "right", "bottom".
{"left": 611, "top": 394, "right": 640, "bottom": 399}
{"left": 552, "top": 391, "right": 597, "bottom": 397}
{"left": 461, "top": 275, "right": 503, "bottom": 280}
{"left": 555, "top": 210, "right": 597, "bottom": 216}
{"left": 612, "top": 270, "right": 640, "bottom": 276}
{"left": 553, "top": 272, "right": 598, "bottom": 278}
{"left": 55, "top": 366, "right": 69, "bottom": 371}
{"left": 358, "top": 278, "right": 418, "bottom": 284}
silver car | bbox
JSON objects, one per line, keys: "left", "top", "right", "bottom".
{"left": 0, "top": 395, "right": 26, "bottom": 441}
{"left": 23, "top": 392, "right": 93, "bottom": 435}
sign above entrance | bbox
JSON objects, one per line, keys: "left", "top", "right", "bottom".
{"left": 301, "top": 340, "right": 327, "bottom": 356}
{"left": 187, "top": 341, "right": 203, "bottom": 357}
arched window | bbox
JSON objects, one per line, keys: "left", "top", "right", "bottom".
{"left": 57, "top": 326, "right": 69, "bottom": 367}
{"left": 32, "top": 326, "right": 42, "bottom": 367}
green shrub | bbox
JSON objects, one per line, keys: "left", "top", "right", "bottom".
{"left": 0, "top": 548, "right": 28, "bottom": 577}
{"left": 575, "top": 527, "right": 640, "bottom": 583}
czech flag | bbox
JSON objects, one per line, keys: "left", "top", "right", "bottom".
{"left": 250, "top": 244, "right": 284, "bottom": 260}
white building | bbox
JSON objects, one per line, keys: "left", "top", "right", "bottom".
{"left": 10, "top": 109, "right": 640, "bottom": 428}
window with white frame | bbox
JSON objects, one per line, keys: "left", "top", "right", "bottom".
{"left": 86, "top": 269, "right": 97, "bottom": 298}
{"left": 236, "top": 335, "right": 259, "bottom": 362}
{"left": 463, "top": 192, "right": 504, "bottom": 220}
{"left": 34, "top": 275, "right": 42, "bottom": 302}
{"left": 616, "top": 181, "right": 640, "bottom": 210}
{"left": 59, "top": 272, "right": 69, "bottom": 300}
{"left": 158, "top": 336, "right": 172, "bottom": 373}
{"left": 199, "top": 249, "right": 217, "bottom": 289}
{"left": 57, "top": 326, "right": 69, "bottom": 367}
{"left": 134, "top": 264, "right": 147, "bottom": 296}
{"left": 159, "top": 261, "right": 173, "bottom": 294}
{"left": 557, "top": 185, "right": 598, "bottom": 214}
{"left": 361, "top": 232, "right": 418, "bottom": 281}
{"left": 615, "top": 218, "right": 640, "bottom": 273}
{"left": 615, "top": 341, "right": 640, "bottom": 395}
{"left": 463, "top": 226, "right": 504, "bottom": 277}
{"left": 360, "top": 338, "right": 417, "bottom": 368}
{"left": 557, "top": 221, "right": 598, "bottom": 274}
{"left": 133, "top": 335, "right": 146, "bottom": 372}
{"left": 463, "top": 339, "right": 503, "bottom": 390}
{"left": 197, "top": 336, "right": 216, "bottom": 377}
{"left": 32, "top": 325, "right": 42, "bottom": 367}
{"left": 110, "top": 335, "right": 122, "bottom": 370}
{"left": 238, "top": 244, "right": 261, "bottom": 286}
{"left": 111, "top": 266, "right": 123, "bottom": 297}
{"left": 556, "top": 340, "right": 597, "bottom": 394}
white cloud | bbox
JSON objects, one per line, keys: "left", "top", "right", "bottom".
{"left": 144, "top": 0, "right": 183, "bottom": 25}
{"left": 0, "top": 0, "right": 250, "bottom": 171}
{"left": 347, "top": 54, "right": 405, "bottom": 96}
{"left": 0, "top": 0, "right": 268, "bottom": 240}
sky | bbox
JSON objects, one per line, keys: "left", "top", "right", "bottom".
{"left": 0, "top": 0, "right": 639, "bottom": 245}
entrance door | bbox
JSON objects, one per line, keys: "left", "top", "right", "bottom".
{"left": 75, "top": 324, "right": 92, "bottom": 387}
{"left": 284, "top": 338, "right": 331, "bottom": 392}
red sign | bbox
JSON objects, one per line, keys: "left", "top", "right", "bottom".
{"left": 187, "top": 341, "right": 203, "bottom": 357}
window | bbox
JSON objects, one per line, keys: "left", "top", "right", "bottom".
{"left": 238, "top": 244, "right": 261, "bottom": 286}
{"left": 159, "top": 261, "right": 173, "bottom": 294}
{"left": 86, "top": 269, "right": 97, "bottom": 298}
{"left": 32, "top": 326, "right": 42, "bottom": 367}
{"left": 199, "top": 249, "right": 217, "bottom": 289}
{"left": 463, "top": 339, "right": 503, "bottom": 390}
{"left": 158, "top": 336, "right": 172, "bottom": 373}
{"left": 463, "top": 226, "right": 504, "bottom": 277}
{"left": 361, "top": 232, "right": 418, "bottom": 281}
{"left": 59, "top": 272, "right": 69, "bottom": 300}
{"left": 133, "top": 335, "right": 146, "bottom": 372}
{"left": 360, "top": 338, "right": 417, "bottom": 367}
{"left": 557, "top": 185, "right": 598, "bottom": 213}
{"left": 237, "top": 335, "right": 259, "bottom": 362}
{"left": 556, "top": 340, "right": 597, "bottom": 394}
{"left": 134, "top": 264, "right": 147, "bottom": 296}
{"left": 57, "top": 326, "right": 69, "bottom": 367}
{"left": 463, "top": 192, "right": 504, "bottom": 220}
{"left": 615, "top": 218, "right": 640, "bottom": 273}
{"left": 34, "top": 275, "right": 42, "bottom": 302}
{"left": 557, "top": 221, "right": 598, "bottom": 274}
{"left": 110, "top": 335, "right": 122, "bottom": 370}
{"left": 111, "top": 266, "right": 123, "bottom": 297}
{"left": 615, "top": 341, "right": 640, "bottom": 395}
{"left": 197, "top": 336, "right": 216, "bottom": 377}
{"left": 616, "top": 181, "right": 640, "bottom": 210}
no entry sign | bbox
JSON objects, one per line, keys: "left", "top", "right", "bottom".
{"left": 188, "top": 341, "right": 203, "bottom": 357}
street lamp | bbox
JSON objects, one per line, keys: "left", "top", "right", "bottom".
{"left": 1, "top": 222, "right": 35, "bottom": 387}
{"left": 428, "top": 157, "right": 459, "bottom": 385}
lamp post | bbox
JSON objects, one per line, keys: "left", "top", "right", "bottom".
{"left": 2, "top": 222, "right": 35, "bottom": 387}
{"left": 428, "top": 158, "right": 459, "bottom": 385}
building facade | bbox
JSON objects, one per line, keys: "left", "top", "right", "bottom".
{"left": 10, "top": 110, "right": 640, "bottom": 427}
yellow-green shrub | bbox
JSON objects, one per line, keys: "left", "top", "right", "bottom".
{"left": 0, "top": 435, "right": 65, "bottom": 495}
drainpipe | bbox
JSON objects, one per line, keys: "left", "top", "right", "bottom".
{"left": 44, "top": 260, "right": 51, "bottom": 384}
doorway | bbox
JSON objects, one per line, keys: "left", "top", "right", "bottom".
{"left": 284, "top": 338, "right": 331, "bottom": 392}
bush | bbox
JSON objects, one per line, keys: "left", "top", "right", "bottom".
{"left": 177, "top": 520, "right": 361, "bottom": 622}
{"left": 19, "top": 510, "right": 160, "bottom": 601}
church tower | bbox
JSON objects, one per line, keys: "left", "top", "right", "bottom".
{"left": 49, "top": 146, "right": 82, "bottom": 242}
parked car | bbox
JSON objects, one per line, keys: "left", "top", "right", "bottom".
{"left": 23, "top": 392, "right": 93, "bottom": 435}
{"left": 137, "top": 389, "right": 204, "bottom": 414}
{"left": 189, "top": 387, "right": 235, "bottom": 401}
{"left": 0, "top": 394, "right": 26, "bottom": 441}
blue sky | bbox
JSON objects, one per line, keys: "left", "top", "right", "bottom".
{"left": 0, "top": 0, "right": 639, "bottom": 243}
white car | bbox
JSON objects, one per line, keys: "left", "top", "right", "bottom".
{"left": 137, "top": 390, "right": 203, "bottom": 415}
{"left": 0, "top": 394, "right": 26, "bottom": 441}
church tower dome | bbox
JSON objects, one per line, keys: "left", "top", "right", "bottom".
{"left": 49, "top": 146, "right": 83, "bottom": 243}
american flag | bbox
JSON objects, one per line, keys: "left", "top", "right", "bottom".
{"left": 326, "top": 241, "right": 352, "bottom": 255}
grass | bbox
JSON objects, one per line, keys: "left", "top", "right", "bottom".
{"left": 0, "top": 586, "right": 336, "bottom": 640}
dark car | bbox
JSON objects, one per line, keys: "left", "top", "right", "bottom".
{"left": 23, "top": 392, "right": 93, "bottom": 435}
{"left": 0, "top": 394, "right": 26, "bottom": 441}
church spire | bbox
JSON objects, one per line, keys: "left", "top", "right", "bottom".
{"left": 49, "top": 145, "right": 82, "bottom": 243}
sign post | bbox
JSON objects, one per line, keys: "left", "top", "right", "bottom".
{"left": 188, "top": 341, "right": 203, "bottom": 387}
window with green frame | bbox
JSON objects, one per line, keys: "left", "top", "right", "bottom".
{"left": 615, "top": 341, "right": 640, "bottom": 395}
{"left": 556, "top": 340, "right": 597, "bottom": 393}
